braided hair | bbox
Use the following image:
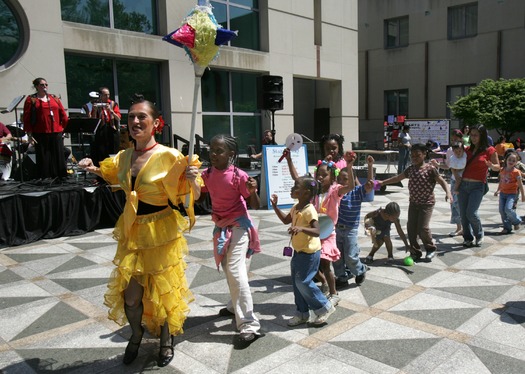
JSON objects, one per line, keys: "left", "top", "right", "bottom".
{"left": 384, "top": 202, "right": 401, "bottom": 217}
{"left": 298, "top": 174, "right": 319, "bottom": 199}
{"left": 207, "top": 134, "right": 241, "bottom": 188}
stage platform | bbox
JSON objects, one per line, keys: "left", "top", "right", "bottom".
{"left": 0, "top": 175, "right": 125, "bottom": 248}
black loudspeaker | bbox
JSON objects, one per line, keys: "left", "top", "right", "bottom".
{"left": 257, "top": 75, "right": 283, "bottom": 111}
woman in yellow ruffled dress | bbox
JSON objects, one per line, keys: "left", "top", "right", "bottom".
{"left": 79, "top": 94, "right": 201, "bottom": 367}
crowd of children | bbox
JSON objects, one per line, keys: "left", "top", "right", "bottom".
{"left": 194, "top": 131, "right": 524, "bottom": 338}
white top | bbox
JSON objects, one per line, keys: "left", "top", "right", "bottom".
{"left": 449, "top": 152, "right": 466, "bottom": 180}
{"left": 399, "top": 132, "right": 411, "bottom": 147}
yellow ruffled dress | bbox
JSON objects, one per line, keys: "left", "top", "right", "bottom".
{"left": 100, "top": 146, "right": 201, "bottom": 337}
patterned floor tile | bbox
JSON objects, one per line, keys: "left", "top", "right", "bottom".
{"left": 1, "top": 170, "right": 525, "bottom": 373}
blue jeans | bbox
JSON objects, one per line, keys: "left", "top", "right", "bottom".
{"left": 458, "top": 180, "right": 484, "bottom": 242}
{"left": 290, "top": 250, "right": 331, "bottom": 316}
{"left": 499, "top": 192, "right": 522, "bottom": 230}
{"left": 333, "top": 227, "right": 366, "bottom": 279}
{"left": 450, "top": 179, "right": 461, "bottom": 225}
{"left": 398, "top": 147, "right": 409, "bottom": 172}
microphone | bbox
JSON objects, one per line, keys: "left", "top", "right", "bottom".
{"left": 278, "top": 148, "right": 289, "bottom": 163}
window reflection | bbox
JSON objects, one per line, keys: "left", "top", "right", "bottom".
{"left": 60, "top": 0, "right": 157, "bottom": 34}
{"left": 0, "top": 0, "right": 22, "bottom": 68}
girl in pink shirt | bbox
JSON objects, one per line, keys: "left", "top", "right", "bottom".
{"left": 199, "top": 134, "right": 261, "bottom": 344}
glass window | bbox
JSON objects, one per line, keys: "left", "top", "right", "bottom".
{"left": 0, "top": 0, "right": 25, "bottom": 69}
{"left": 448, "top": 2, "right": 477, "bottom": 40}
{"left": 447, "top": 84, "right": 474, "bottom": 128}
{"left": 202, "top": 69, "right": 262, "bottom": 154}
{"left": 231, "top": 72, "right": 258, "bottom": 112}
{"left": 385, "top": 89, "right": 409, "bottom": 117}
{"left": 64, "top": 54, "right": 160, "bottom": 112}
{"left": 113, "top": 0, "right": 156, "bottom": 34}
{"left": 60, "top": 0, "right": 157, "bottom": 34}
{"left": 202, "top": 69, "right": 229, "bottom": 112}
{"left": 384, "top": 16, "right": 409, "bottom": 48}
{"left": 211, "top": 0, "right": 259, "bottom": 50}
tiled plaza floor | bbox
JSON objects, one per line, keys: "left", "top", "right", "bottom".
{"left": 1, "top": 178, "right": 524, "bottom": 373}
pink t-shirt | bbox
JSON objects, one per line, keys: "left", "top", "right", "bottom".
{"left": 201, "top": 165, "right": 251, "bottom": 220}
{"left": 315, "top": 183, "right": 344, "bottom": 224}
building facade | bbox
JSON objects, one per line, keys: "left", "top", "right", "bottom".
{"left": 0, "top": 0, "right": 359, "bottom": 159}
{"left": 358, "top": 0, "right": 525, "bottom": 148}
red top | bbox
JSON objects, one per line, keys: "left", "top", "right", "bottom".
{"left": 23, "top": 94, "right": 68, "bottom": 134}
{"left": 462, "top": 146, "right": 496, "bottom": 182}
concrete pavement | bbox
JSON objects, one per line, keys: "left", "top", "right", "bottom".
{"left": 1, "top": 168, "right": 524, "bottom": 373}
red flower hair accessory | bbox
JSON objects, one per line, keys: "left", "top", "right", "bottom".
{"left": 155, "top": 115, "right": 165, "bottom": 134}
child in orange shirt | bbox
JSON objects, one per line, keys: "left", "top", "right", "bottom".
{"left": 496, "top": 150, "right": 524, "bottom": 234}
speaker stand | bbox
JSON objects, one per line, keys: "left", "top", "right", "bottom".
{"left": 270, "top": 109, "right": 276, "bottom": 144}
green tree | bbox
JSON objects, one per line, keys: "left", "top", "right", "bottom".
{"left": 449, "top": 78, "right": 525, "bottom": 139}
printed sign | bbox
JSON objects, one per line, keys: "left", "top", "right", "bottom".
{"left": 260, "top": 145, "right": 308, "bottom": 209}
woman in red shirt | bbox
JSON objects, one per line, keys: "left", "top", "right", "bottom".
{"left": 458, "top": 124, "right": 500, "bottom": 247}
{"left": 23, "top": 77, "right": 69, "bottom": 179}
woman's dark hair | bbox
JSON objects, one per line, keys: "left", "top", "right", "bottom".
{"left": 320, "top": 134, "right": 345, "bottom": 159}
{"left": 402, "top": 124, "right": 410, "bottom": 131}
{"left": 470, "top": 124, "right": 489, "bottom": 156}
{"left": 384, "top": 202, "right": 400, "bottom": 216}
{"left": 298, "top": 175, "right": 319, "bottom": 197}
{"left": 130, "top": 93, "right": 160, "bottom": 119}
{"left": 32, "top": 77, "right": 46, "bottom": 89}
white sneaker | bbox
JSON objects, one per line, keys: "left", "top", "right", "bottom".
{"left": 312, "top": 305, "right": 336, "bottom": 325}
{"left": 287, "top": 315, "right": 309, "bottom": 327}
{"left": 329, "top": 294, "right": 341, "bottom": 307}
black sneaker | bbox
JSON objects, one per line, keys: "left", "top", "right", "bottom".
{"left": 355, "top": 266, "right": 369, "bottom": 286}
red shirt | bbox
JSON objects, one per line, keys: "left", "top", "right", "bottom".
{"left": 23, "top": 94, "right": 68, "bottom": 134}
{"left": 462, "top": 146, "right": 496, "bottom": 182}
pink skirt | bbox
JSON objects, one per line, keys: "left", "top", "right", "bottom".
{"left": 320, "top": 231, "right": 340, "bottom": 262}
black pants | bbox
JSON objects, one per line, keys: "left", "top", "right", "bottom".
{"left": 32, "top": 132, "right": 67, "bottom": 179}
{"left": 92, "top": 123, "right": 120, "bottom": 166}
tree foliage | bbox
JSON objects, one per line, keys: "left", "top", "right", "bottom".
{"left": 449, "top": 78, "right": 525, "bottom": 138}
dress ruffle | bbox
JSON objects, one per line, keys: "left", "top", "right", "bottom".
{"left": 320, "top": 231, "right": 340, "bottom": 262}
{"left": 104, "top": 208, "right": 194, "bottom": 337}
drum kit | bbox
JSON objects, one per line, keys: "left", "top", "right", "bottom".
{"left": 1, "top": 95, "right": 28, "bottom": 181}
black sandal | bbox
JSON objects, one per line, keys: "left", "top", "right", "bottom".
{"left": 123, "top": 326, "right": 144, "bottom": 365}
{"left": 157, "top": 336, "right": 175, "bottom": 367}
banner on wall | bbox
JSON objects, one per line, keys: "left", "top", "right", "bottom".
{"left": 405, "top": 119, "right": 450, "bottom": 146}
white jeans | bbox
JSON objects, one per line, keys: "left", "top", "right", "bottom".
{"left": 221, "top": 226, "right": 260, "bottom": 334}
